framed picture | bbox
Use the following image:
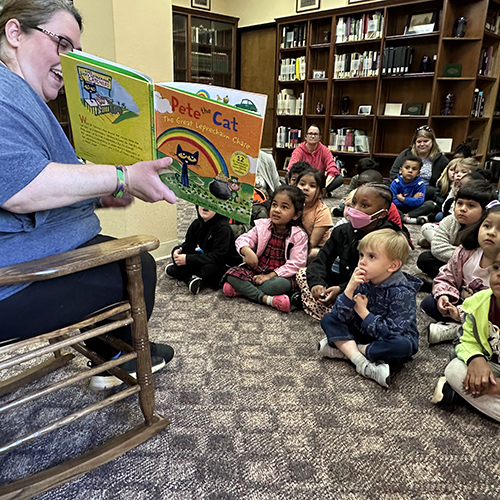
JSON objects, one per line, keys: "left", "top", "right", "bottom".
{"left": 404, "top": 103, "right": 423, "bottom": 115}
{"left": 358, "top": 105, "right": 372, "bottom": 115}
{"left": 312, "top": 70, "right": 325, "bottom": 79}
{"left": 191, "top": 0, "right": 210, "bottom": 10}
{"left": 296, "top": 0, "right": 320, "bottom": 14}
{"left": 405, "top": 11, "right": 437, "bottom": 35}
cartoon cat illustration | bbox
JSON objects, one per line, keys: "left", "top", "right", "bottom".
{"left": 176, "top": 144, "right": 199, "bottom": 188}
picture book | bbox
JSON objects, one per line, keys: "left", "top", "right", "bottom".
{"left": 60, "top": 51, "right": 267, "bottom": 223}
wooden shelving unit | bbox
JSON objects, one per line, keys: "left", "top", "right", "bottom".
{"left": 273, "top": 0, "right": 500, "bottom": 177}
{"left": 172, "top": 7, "right": 238, "bottom": 88}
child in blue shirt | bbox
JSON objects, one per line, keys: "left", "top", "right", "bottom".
{"left": 391, "top": 156, "right": 435, "bottom": 224}
{"left": 318, "top": 229, "right": 422, "bottom": 388}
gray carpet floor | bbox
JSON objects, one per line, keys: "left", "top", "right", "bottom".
{"left": 1, "top": 186, "right": 500, "bottom": 500}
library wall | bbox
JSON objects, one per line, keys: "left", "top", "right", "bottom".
{"left": 172, "top": 0, "right": 348, "bottom": 27}
{"left": 74, "top": 0, "right": 179, "bottom": 260}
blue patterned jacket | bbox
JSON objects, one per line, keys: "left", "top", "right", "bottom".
{"left": 329, "top": 270, "right": 422, "bottom": 351}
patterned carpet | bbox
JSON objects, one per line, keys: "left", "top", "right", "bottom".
{"left": 1, "top": 186, "right": 500, "bottom": 500}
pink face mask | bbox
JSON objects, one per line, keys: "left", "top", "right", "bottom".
{"left": 346, "top": 207, "right": 385, "bottom": 229}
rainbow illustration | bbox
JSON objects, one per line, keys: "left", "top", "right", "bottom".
{"left": 196, "top": 89, "right": 211, "bottom": 99}
{"left": 156, "top": 127, "right": 228, "bottom": 177}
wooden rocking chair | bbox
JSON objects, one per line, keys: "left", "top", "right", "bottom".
{"left": 0, "top": 235, "right": 170, "bottom": 500}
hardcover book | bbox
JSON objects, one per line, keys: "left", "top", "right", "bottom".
{"left": 60, "top": 51, "right": 267, "bottom": 223}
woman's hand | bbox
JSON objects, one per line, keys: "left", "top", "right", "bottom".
{"left": 127, "top": 157, "right": 178, "bottom": 204}
{"left": 464, "top": 357, "right": 496, "bottom": 397}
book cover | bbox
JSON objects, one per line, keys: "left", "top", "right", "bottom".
{"left": 61, "top": 52, "right": 266, "bottom": 224}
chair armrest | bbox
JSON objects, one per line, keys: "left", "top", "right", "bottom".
{"left": 0, "top": 235, "right": 160, "bottom": 286}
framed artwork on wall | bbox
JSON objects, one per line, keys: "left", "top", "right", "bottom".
{"left": 296, "top": 0, "right": 320, "bottom": 14}
{"left": 192, "top": 0, "right": 211, "bottom": 11}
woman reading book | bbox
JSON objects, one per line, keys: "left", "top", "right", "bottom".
{"left": 0, "top": 0, "right": 177, "bottom": 389}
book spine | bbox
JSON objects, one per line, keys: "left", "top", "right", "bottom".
{"left": 471, "top": 88, "right": 479, "bottom": 117}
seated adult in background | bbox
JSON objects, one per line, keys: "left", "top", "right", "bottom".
{"left": 255, "top": 150, "right": 281, "bottom": 200}
{"left": 0, "top": 0, "right": 177, "bottom": 390}
{"left": 389, "top": 126, "right": 449, "bottom": 201}
{"left": 287, "top": 125, "right": 344, "bottom": 196}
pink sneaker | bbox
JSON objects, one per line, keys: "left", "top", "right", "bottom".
{"left": 223, "top": 282, "right": 240, "bottom": 298}
{"left": 272, "top": 294, "right": 290, "bottom": 313}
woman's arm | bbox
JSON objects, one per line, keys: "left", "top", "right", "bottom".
{"left": 1, "top": 157, "right": 177, "bottom": 213}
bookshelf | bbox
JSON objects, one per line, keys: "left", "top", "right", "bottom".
{"left": 172, "top": 7, "right": 238, "bottom": 88}
{"left": 273, "top": 0, "right": 500, "bottom": 178}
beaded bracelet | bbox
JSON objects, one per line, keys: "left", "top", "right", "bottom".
{"left": 112, "top": 165, "right": 127, "bottom": 198}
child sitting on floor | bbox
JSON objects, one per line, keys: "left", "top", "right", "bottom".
{"left": 432, "top": 251, "right": 500, "bottom": 422}
{"left": 417, "top": 180, "right": 497, "bottom": 284}
{"left": 390, "top": 155, "right": 435, "bottom": 224}
{"left": 222, "top": 185, "right": 308, "bottom": 313}
{"left": 422, "top": 200, "right": 500, "bottom": 344}
{"left": 296, "top": 168, "right": 333, "bottom": 262}
{"left": 296, "top": 183, "right": 401, "bottom": 320}
{"left": 318, "top": 229, "right": 421, "bottom": 388}
{"left": 165, "top": 206, "right": 241, "bottom": 294}
{"left": 287, "top": 160, "right": 311, "bottom": 186}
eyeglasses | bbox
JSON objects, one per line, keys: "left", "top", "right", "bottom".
{"left": 32, "top": 27, "right": 76, "bottom": 54}
{"left": 416, "top": 125, "right": 433, "bottom": 133}
{"left": 306, "top": 132, "right": 320, "bottom": 137}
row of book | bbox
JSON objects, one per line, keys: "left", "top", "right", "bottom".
{"left": 485, "top": 10, "right": 500, "bottom": 34}
{"left": 478, "top": 46, "right": 494, "bottom": 77}
{"left": 276, "top": 127, "right": 302, "bottom": 149}
{"left": 471, "top": 88, "right": 485, "bottom": 118}
{"left": 381, "top": 46, "right": 413, "bottom": 76}
{"left": 280, "top": 23, "right": 307, "bottom": 49}
{"left": 334, "top": 51, "right": 379, "bottom": 79}
{"left": 277, "top": 89, "right": 304, "bottom": 116}
{"left": 328, "top": 128, "right": 370, "bottom": 153}
{"left": 335, "top": 12, "right": 383, "bottom": 43}
{"left": 191, "top": 52, "right": 229, "bottom": 74}
{"left": 278, "top": 56, "right": 306, "bottom": 82}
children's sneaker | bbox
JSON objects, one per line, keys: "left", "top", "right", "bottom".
{"left": 188, "top": 276, "right": 202, "bottom": 295}
{"left": 317, "top": 338, "right": 347, "bottom": 359}
{"left": 89, "top": 342, "right": 174, "bottom": 390}
{"left": 290, "top": 291, "right": 303, "bottom": 310}
{"left": 361, "top": 361, "right": 390, "bottom": 388}
{"left": 165, "top": 263, "right": 176, "bottom": 279}
{"left": 428, "top": 322, "right": 459, "bottom": 345}
{"left": 272, "top": 294, "right": 290, "bottom": 313}
{"left": 418, "top": 237, "right": 431, "bottom": 249}
{"left": 432, "top": 376, "right": 458, "bottom": 405}
{"left": 223, "top": 282, "right": 240, "bottom": 298}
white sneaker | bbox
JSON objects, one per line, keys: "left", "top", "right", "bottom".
{"left": 317, "top": 338, "right": 346, "bottom": 359}
{"left": 361, "top": 361, "right": 390, "bottom": 388}
{"left": 428, "top": 322, "right": 459, "bottom": 345}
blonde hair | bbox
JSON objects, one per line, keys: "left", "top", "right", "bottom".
{"left": 457, "top": 157, "right": 480, "bottom": 172}
{"left": 410, "top": 128, "right": 441, "bottom": 160}
{"left": 358, "top": 229, "right": 409, "bottom": 264}
{"left": 437, "top": 158, "right": 461, "bottom": 196}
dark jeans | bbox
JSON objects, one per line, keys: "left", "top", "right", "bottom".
{"left": 326, "top": 175, "right": 345, "bottom": 194}
{"left": 399, "top": 200, "right": 435, "bottom": 218}
{"left": 417, "top": 250, "right": 446, "bottom": 279}
{"left": 320, "top": 313, "right": 416, "bottom": 363}
{"left": 0, "top": 235, "right": 157, "bottom": 359}
{"left": 421, "top": 294, "right": 461, "bottom": 323}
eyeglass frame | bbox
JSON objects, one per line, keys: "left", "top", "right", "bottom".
{"left": 31, "top": 26, "right": 77, "bottom": 54}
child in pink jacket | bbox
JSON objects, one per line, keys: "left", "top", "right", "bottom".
{"left": 222, "top": 186, "right": 308, "bottom": 313}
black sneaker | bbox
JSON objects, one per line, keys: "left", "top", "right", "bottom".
{"left": 332, "top": 207, "right": 344, "bottom": 217}
{"left": 165, "top": 263, "right": 177, "bottom": 279}
{"left": 432, "top": 376, "right": 458, "bottom": 405}
{"left": 188, "top": 276, "right": 202, "bottom": 294}
{"left": 90, "top": 342, "right": 174, "bottom": 390}
{"left": 290, "top": 291, "right": 303, "bottom": 310}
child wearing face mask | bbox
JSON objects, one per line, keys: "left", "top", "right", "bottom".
{"left": 295, "top": 183, "right": 401, "bottom": 320}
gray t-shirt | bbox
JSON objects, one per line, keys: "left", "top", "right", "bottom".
{"left": 0, "top": 64, "right": 101, "bottom": 300}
